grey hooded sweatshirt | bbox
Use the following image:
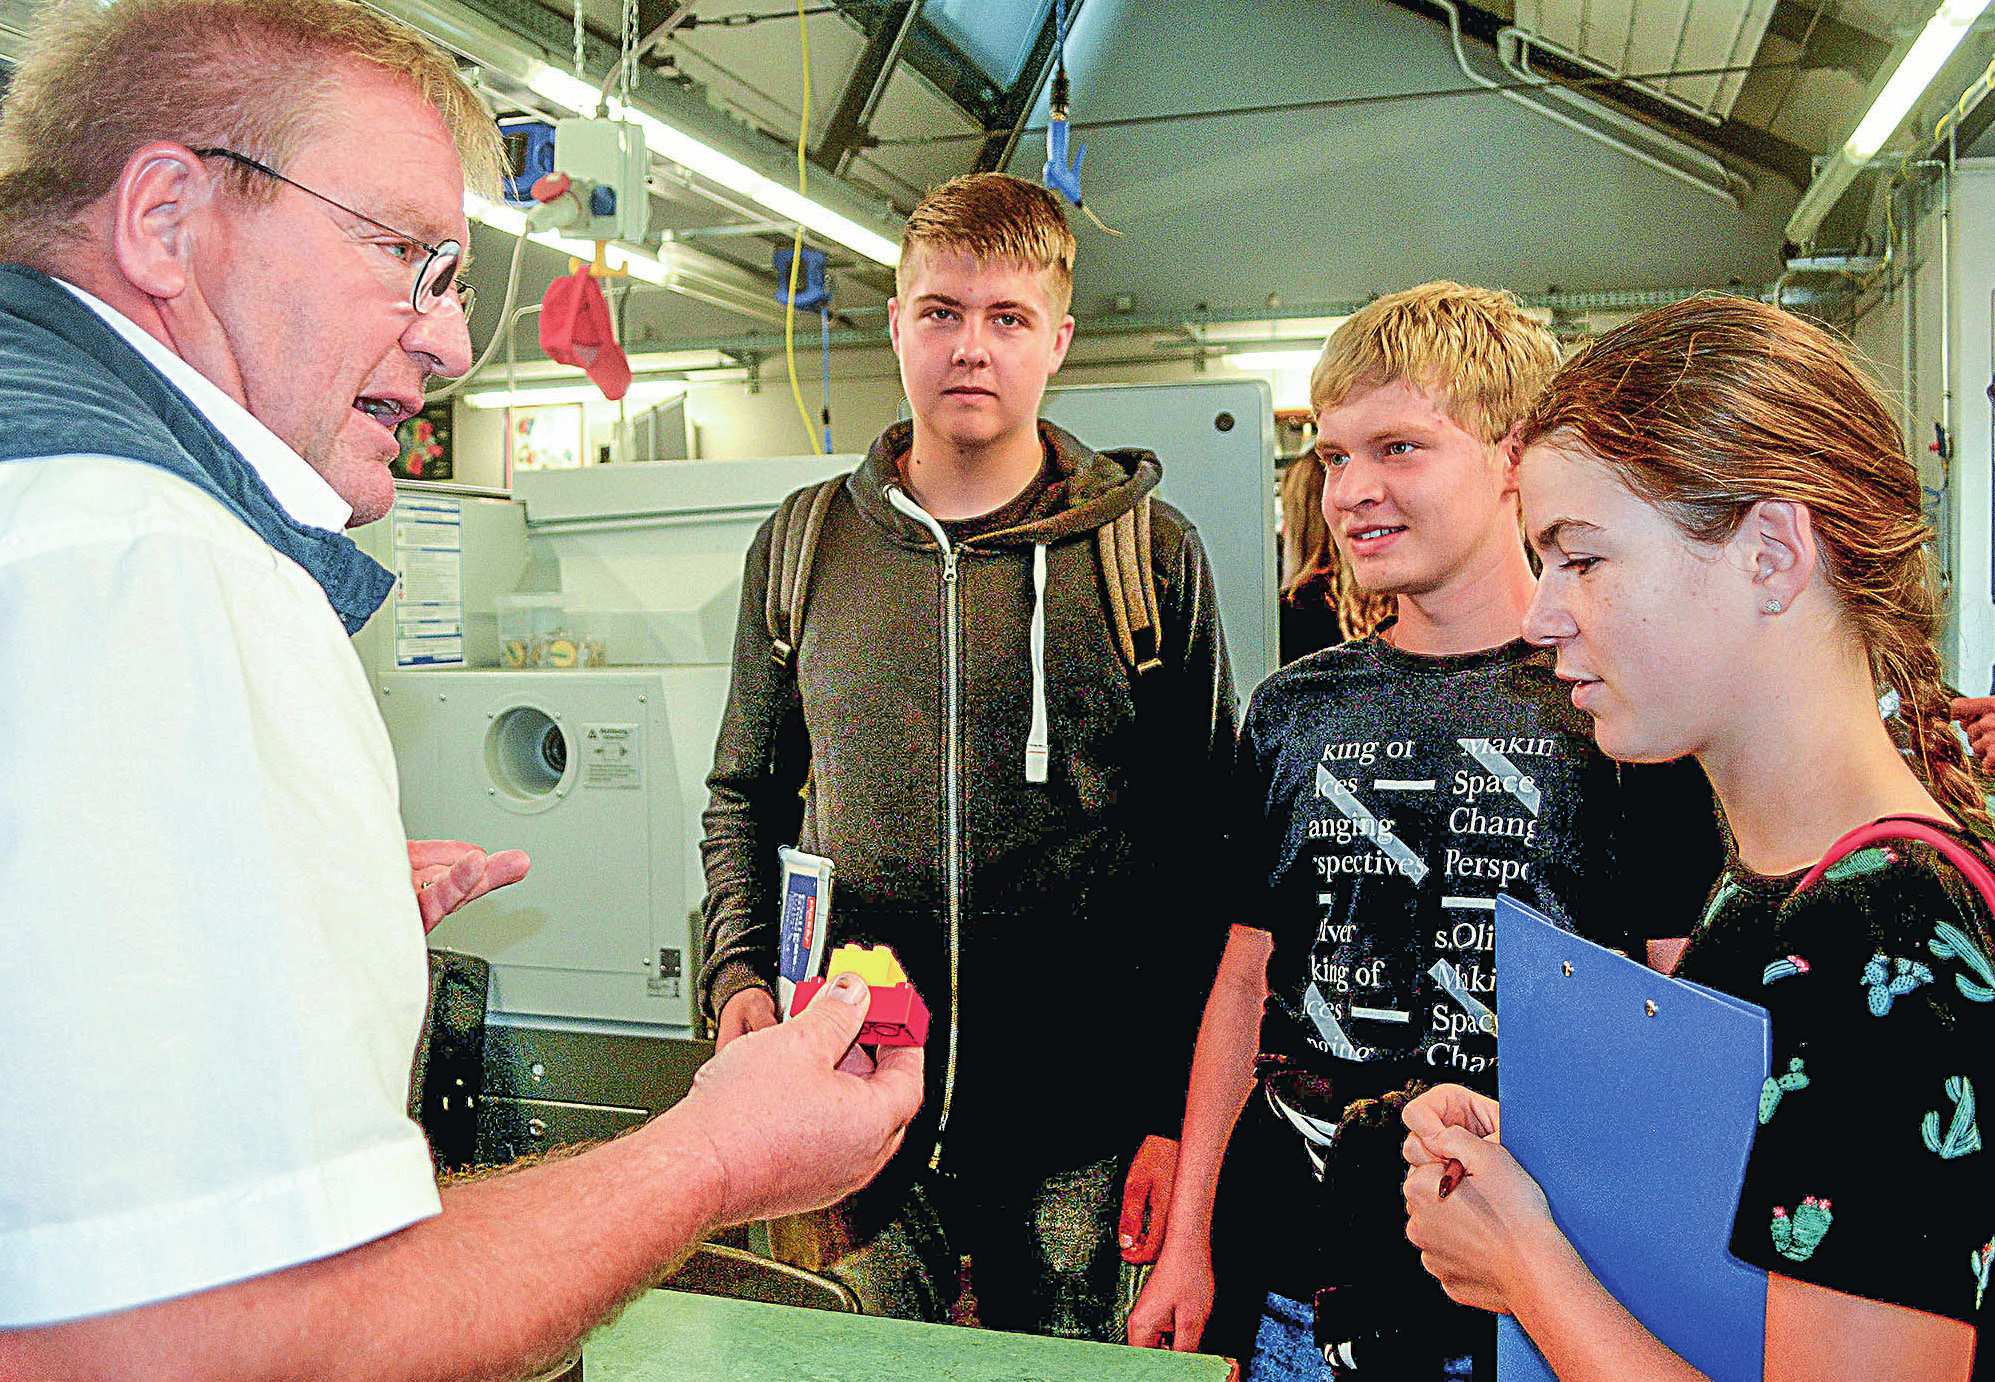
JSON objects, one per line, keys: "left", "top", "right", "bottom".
{"left": 698, "top": 418, "right": 1239, "bottom": 1207}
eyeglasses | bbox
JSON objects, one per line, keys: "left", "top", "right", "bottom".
{"left": 192, "top": 147, "right": 474, "bottom": 323}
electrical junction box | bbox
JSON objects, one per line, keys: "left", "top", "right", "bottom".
{"left": 555, "top": 117, "right": 650, "bottom": 243}
{"left": 378, "top": 666, "right": 719, "bottom": 1030}
{"left": 499, "top": 118, "right": 556, "bottom": 206}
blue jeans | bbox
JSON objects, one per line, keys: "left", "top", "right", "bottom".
{"left": 1248, "top": 1292, "right": 1477, "bottom": 1381}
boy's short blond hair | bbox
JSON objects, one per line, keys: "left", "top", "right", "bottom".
{"left": 1309, "top": 282, "right": 1562, "bottom": 445}
{"left": 897, "top": 172, "right": 1076, "bottom": 316}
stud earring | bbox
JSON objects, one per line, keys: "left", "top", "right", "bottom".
{"left": 1764, "top": 599, "right": 1783, "bottom": 614}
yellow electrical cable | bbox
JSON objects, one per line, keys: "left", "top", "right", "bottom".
{"left": 784, "top": 0, "right": 820, "bottom": 454}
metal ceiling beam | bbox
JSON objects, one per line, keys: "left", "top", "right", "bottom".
{"left": 830, "top": 1, "right": 1014, "bottom": 130}
{"left": 1387, "top": 0, "right": 1814, "bottom": 188}
{"left": 1765, "top": 0, "right": 1892, "bottom": 82}
{"left": 973, "top": 0, "right": 1084, "bottom": 173}
{"left": 636, "top": 0, "right": 679, "bottom": 43}
{"left": 814, "top": 0, "right": 926, "bottom": 176}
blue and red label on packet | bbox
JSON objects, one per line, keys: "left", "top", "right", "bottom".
{"left": 775, "top": 846, "right": 834, "bottom": 1017}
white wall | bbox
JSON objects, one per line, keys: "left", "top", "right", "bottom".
{"left": 448, "top": 344, "right": 1234, "bottom": 482}
{"left": 1851, "top": 159, "right": 1995, "bottom": 696}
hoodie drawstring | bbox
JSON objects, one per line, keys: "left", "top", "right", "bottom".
{"left": 1025, "top": 543, "right": 1049, "bottom": 784}
{"left": 888, "top": 484, "right": 1054, "bottom": 787}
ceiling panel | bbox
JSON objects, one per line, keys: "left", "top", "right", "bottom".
{"left": 1759, "top": 61, "right": 1872, "bottom": 149}
{"left": 1515, "top": 0, "right": 1779, "bottom": 119}
{"left": 922, "top": 0, "right": 1055, "bottom": 89}
{"left": 835, "top": 28, "right": 989, "bottom": 206}
{"left": 990, "top": 0, "right": 1793, "bottom": 320}
{"left": 658, "top": 1, "right": 867, "bottom": 150}
{"left": 448, "top": 0, "right": 1804, "bottom": 362}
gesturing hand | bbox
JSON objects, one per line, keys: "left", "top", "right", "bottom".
{"left": 409, "top": 839, "right": 531, "bottom": 934}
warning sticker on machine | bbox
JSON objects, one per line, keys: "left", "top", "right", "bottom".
{"left": 581, "top": 724, "right": 641, "bottom": 789}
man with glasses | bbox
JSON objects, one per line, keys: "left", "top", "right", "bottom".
{"left": 0, "top": 2, "right": 922, "bottom": 1377}
{"left": 193, "top": 146, "right": 476, "bottom": 332}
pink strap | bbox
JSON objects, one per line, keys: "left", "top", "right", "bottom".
{"left": 1795, "top": 815, "right": 1995, "bottom": 908}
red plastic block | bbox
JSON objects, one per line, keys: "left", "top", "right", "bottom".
{"left": 791, "top": 976, "right": 930, "bottom": 1046}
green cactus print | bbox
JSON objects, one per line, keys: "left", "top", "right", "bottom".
{"left": 1700, "top": 878, "right": 1740, "bottom": 930}
{"left": 1770, "top": 1197, "right": 1834, "bottom": 1262}
{"left": 1923, "top": 1076, "right": 1982, "bottom": 1159}
{"left": 1759, "top": 1057, "right": 1809, "bottom": 1125}
{"left": 1861, "top": 952, "right": 1934, "bottom": 1016}
{"left": 1974, "top": 1239, "right": 1994, "bottom": 1310}
{"left": 1930, "top": 920, "right": 1995, "bottom": 1003}
{"left": 1823, "top": 846, "right": 1893, "bottom": 883}
{"left": 1762, "top": 954, "right": 1810, "bottom": 985}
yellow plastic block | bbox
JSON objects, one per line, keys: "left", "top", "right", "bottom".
{"left": 823, "top": 943, "right": 907, "bottom": 987}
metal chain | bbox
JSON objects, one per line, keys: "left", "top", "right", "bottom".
{"left": 572, "top": 0, "right": 585, "bottom": 80}
{"left": 620, "top": 0, "right": 639, "bottom": 107}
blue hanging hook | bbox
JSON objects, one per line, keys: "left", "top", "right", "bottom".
{"left": 1043, "top": 101, "right": 1085, "bottom": 207}
{"left": 1038, "top": 0, "right": 1119, "bottom": 233}
{"left": 1041, "top": 0, "right": 1082, "bottom": 206}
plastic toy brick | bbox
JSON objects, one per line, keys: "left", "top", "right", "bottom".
{"left": 791, "top": 943, "right": 929, "bottom": 1047}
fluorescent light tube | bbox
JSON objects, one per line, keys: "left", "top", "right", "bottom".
{"left": 1227, "top": 349, "right": 1326, "bottom": 370}
{"left": 525, "top": 64, "right": 900, "bottom": 267}
{"left": 1846, "top": 0, "right": 1995, "bottom": 159}
{"left": 463, "top": 192, "right": 674, "bottom": 284}
{"left": 1203, "top": 317, "right": 1349, "bottom": 342}
{"left": 465, "top": 380, "right": 691, "bottom": 409}
{"left": 525, "top": 67, "right": 603, "bottom": 117}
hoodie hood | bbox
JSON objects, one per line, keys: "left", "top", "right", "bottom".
{"left": 848, "top": 417, "right": 1161, "bottom": 548}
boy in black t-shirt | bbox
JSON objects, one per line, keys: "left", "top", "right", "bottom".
{"left": 1127, "top": 283, "right": 1720, "bottom": 1379}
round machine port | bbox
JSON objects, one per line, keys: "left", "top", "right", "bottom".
{"left": 485, "top": 704, "right": 573, "bottom": 812}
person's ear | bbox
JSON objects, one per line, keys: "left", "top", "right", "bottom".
{"left": 1048, "top": 313, "right": 1075, "bottom": 373}
{"left": 1738, "top": 498, "right": 1816, "bottom": 618}
{"left": 109, "top": 143, "right": 213, "bottom": 303}
{"left": 886, "top": 296, "right": 904, "bottom": 358}
{"left": 1494, "top": 424, "right": 1526, "bottom": 495}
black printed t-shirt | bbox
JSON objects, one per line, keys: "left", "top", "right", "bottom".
{"left": 1204, "top": 635, "right": 1721, "bottom": 1365}
{"left": 1676, "top": 822, "right": 1995, "bottom": 1368}
{"left": 1239, "top": 636, "right": 1719, "bottom": 1104}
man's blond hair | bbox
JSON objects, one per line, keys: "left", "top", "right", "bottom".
{"left": 896, "top": 172, "right": 1076, "bottom": 315}
{"left": 0, "top": 0, "right": 503, "bottom": 269}
{"left": 1309, "top": 282, "right": 1561, "bottom": 445}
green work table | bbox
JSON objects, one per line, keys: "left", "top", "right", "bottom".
{"left": 586, "top": 1291, "right": 1240, "bottom": 1382}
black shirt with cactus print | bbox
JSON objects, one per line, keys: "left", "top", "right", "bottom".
{"left": 1676, "top": 820, "right": 1995, "bottom": 1353}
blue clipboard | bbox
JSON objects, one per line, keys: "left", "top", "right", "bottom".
{"left": 1495, "top": 894, "right": 1770, "bottom": 1382}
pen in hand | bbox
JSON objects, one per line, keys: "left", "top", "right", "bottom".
{"left": 1438, "top": 1158, "right": 1467, "bottom": 1200}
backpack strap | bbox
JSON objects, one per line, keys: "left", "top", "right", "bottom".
{"left": 1095, "top": 494, "right": 1164, "bottom": 677}
{"left": 764, "top": 477, "right": 842, "bottom": 670}
{"left": 1795, "top": 815, "right": 1995, "bottom": 911}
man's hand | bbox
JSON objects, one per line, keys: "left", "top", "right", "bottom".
{"left": 1952, "top": 696, "right": 1995, "bottom": 773}
{"left": 409, "top": 840, "right": 531, "bottom": 934}
{"left": 1126, "top": 1242, "right": 1214, "bottom": 1351}
{"left": 664, "top": 972, "right": 924, "bottom": 1225}
{"left": 1118, "top": 1134, "right": 1179, "bottom": 1263}
{"left": 715, "top": 986, "right": 779, "bottom": 1049}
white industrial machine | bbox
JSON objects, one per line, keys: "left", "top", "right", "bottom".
{"left": 1041, "top": 378, "right": 1278, "bottom": 692}
{"left": 360, "top": 455, "right": 849, "bottom": 1035}
{"left": 359, "top": 380, "right": 1276, "bottom": 1041}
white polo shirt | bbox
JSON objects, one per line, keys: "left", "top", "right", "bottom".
{"left": 0, "top": 284, "right": 440, "bottom": 1326}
